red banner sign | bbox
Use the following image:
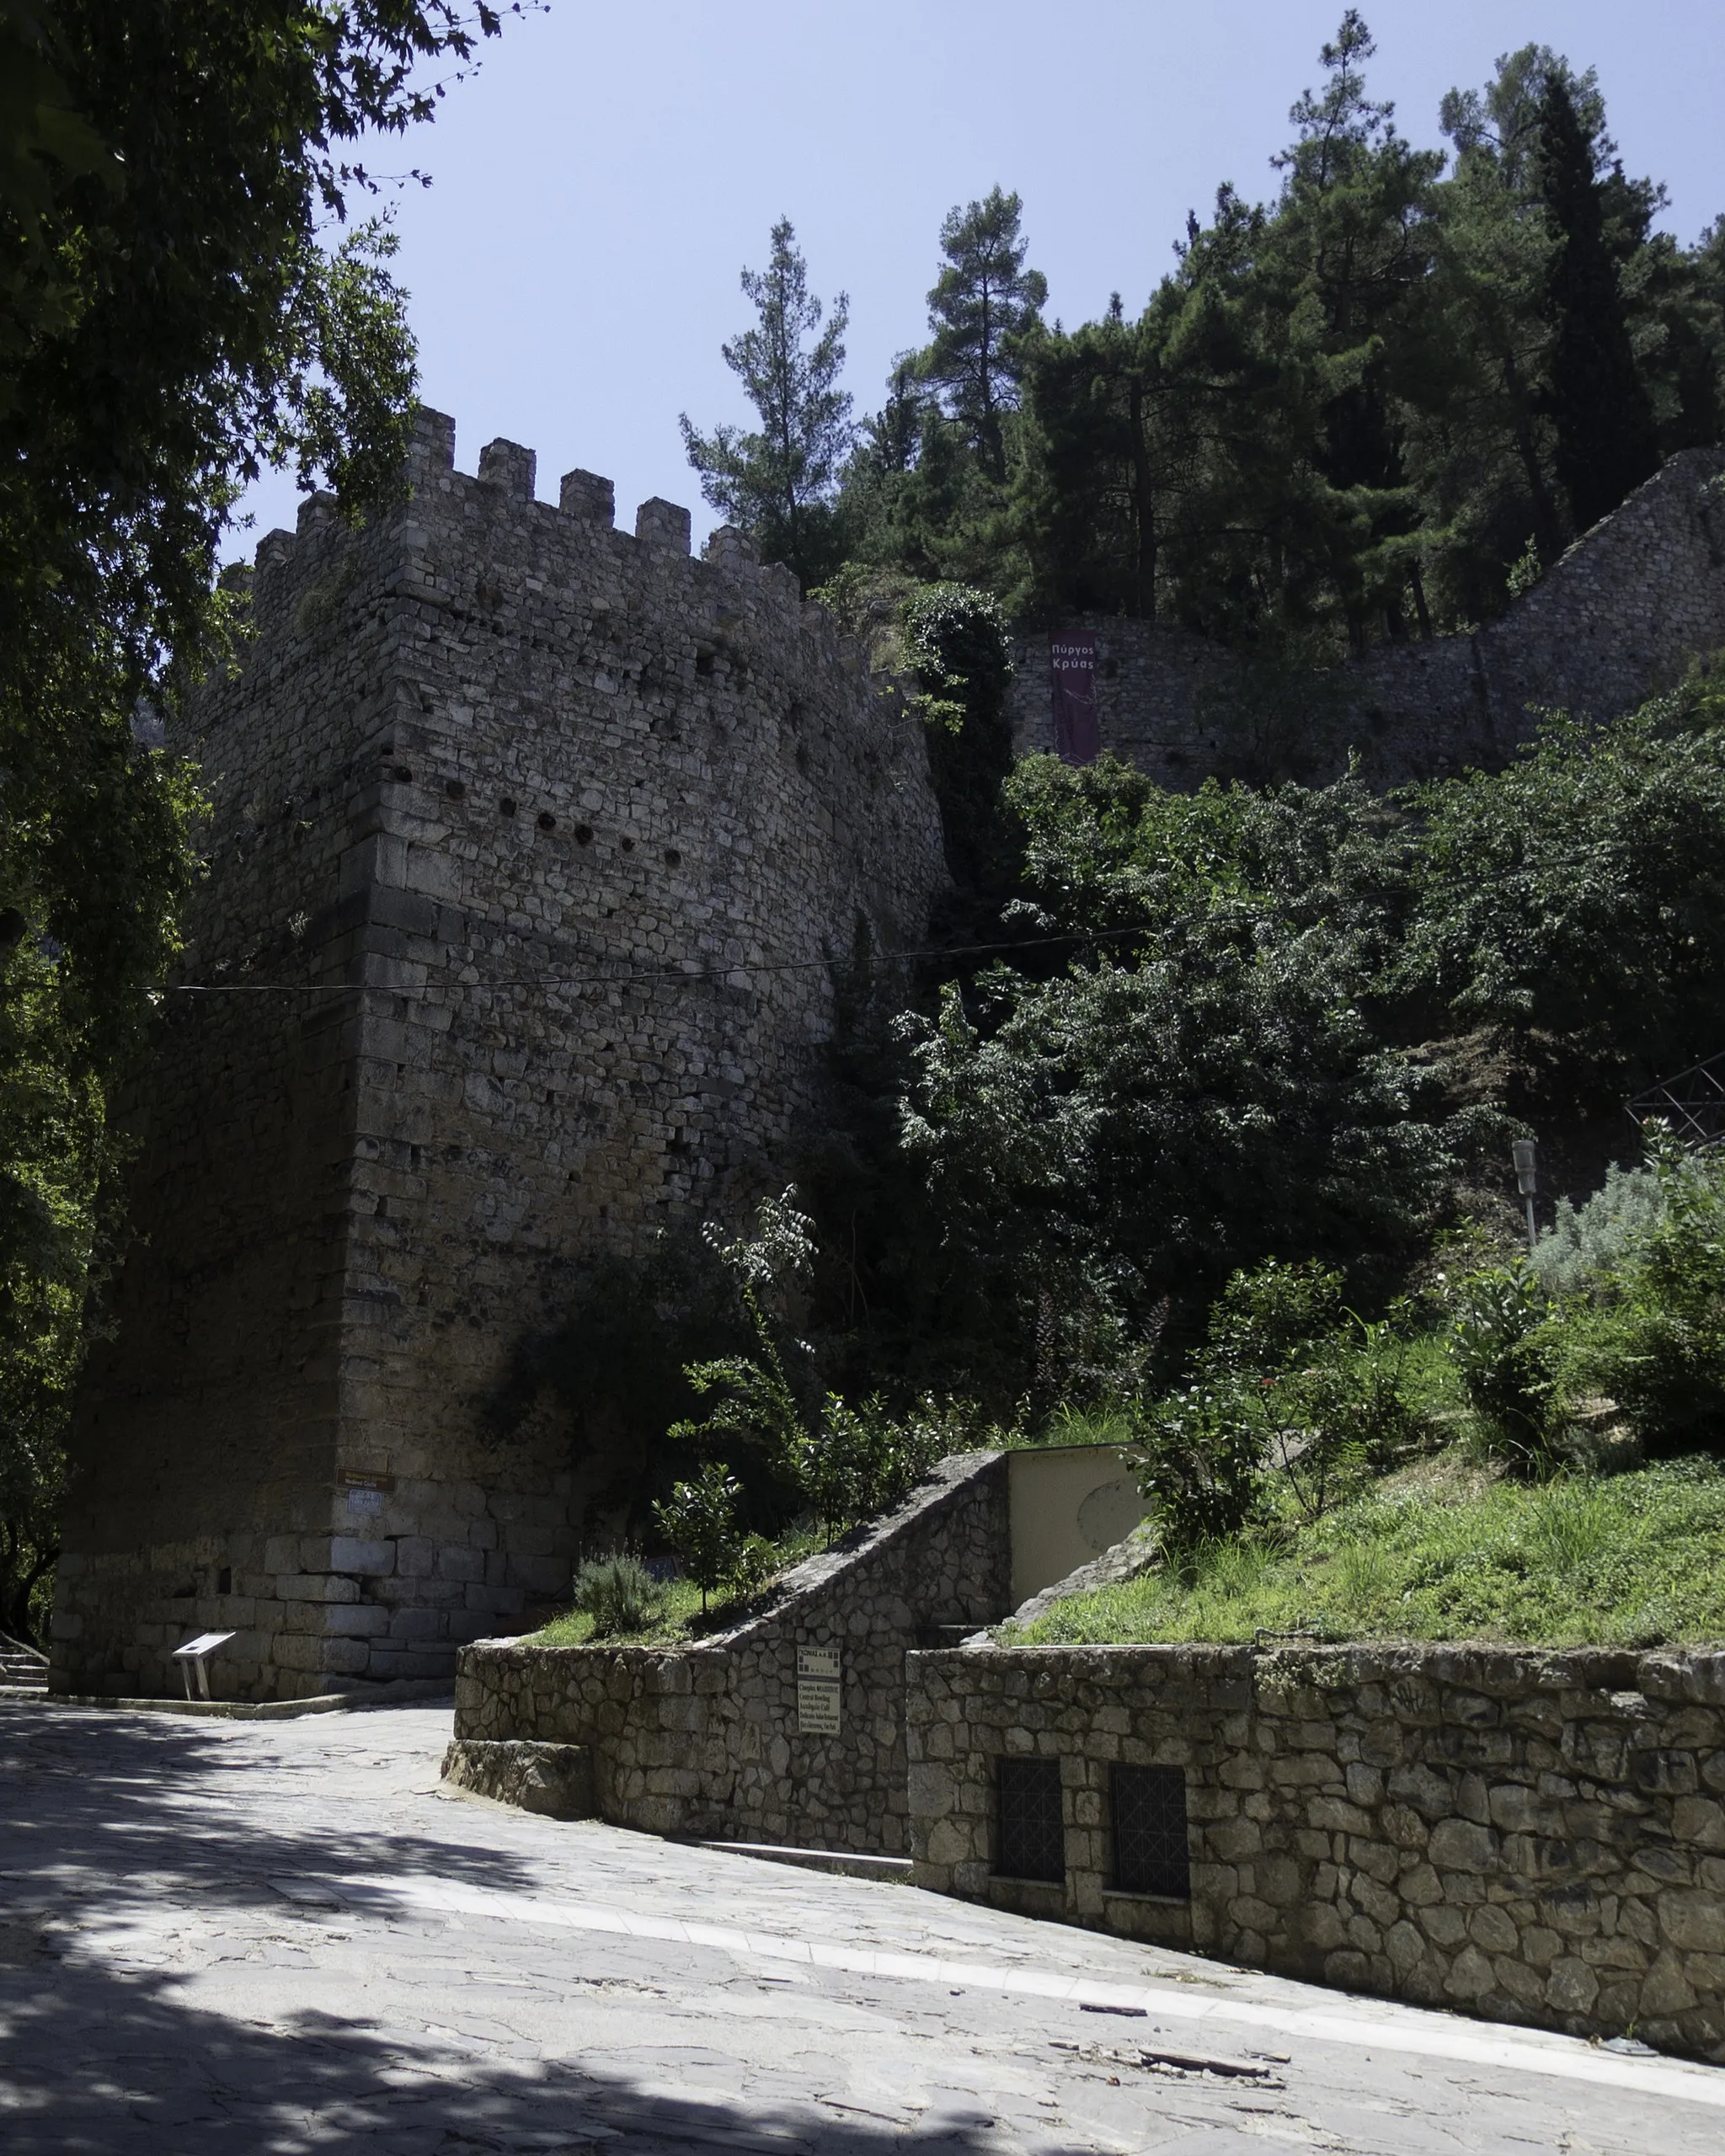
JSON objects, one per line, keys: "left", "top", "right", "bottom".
{"left": 1050, "top": 632, "right": 1100, "bottom": 765}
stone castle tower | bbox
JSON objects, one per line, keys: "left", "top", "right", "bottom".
{"left": 51, "top": 410, "right": 945, "bottom": 1702}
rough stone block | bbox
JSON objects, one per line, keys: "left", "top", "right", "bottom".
{"left": 1661, "top": 1892, "right": 1725, "bottom": 1956}
{"left": 275, "top": 1574, "right": 360, "bottom": 1604}
{"left": 441, "top": 1738, "right": 595, "bottom": 1819}
{"left": 559, "top": 468, "right": 614, "bottom": 524}
{"left": 1429, "top": 1818, "right": 1499, "bottom": 1874}
{"left": 394, "top": 1537, "right": 436, "bottom": 1580}
{"left": 328, "top": 1537, "right": 395, "bottom": 1577}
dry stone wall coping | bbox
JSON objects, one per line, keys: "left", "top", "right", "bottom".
{"left": 905, "top": 1639, "right": 1725, "bottom": 2065}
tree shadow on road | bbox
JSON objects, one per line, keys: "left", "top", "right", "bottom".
{"left": 0, "top": 1705, "right": 1031, "bottom": 2153}
{"left": 0, "top": 1700, "right": 537, "bottom": 1907}
{"left": 0, "top": 1913, "right": 1017, "bottom": 2155}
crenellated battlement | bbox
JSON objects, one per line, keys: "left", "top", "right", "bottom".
{"left": 256, "top": 410, "right": 847, "bottom": 680}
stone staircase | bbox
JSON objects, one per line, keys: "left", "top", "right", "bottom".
{"left": 0, "top": 1632, "right": 49, "bottom": 1699}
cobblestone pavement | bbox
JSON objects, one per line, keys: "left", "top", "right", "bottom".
{"left": 2, "top": 1704, "right": 1722, "bottom": 2153}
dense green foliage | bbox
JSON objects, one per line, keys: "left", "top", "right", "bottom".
{"left": 1398, "top": 677, "right": 1725, "bottom": 1081}
{"left": 0, "top": 0, "right": 511, "bottom": 1632}
{"left": 793, "top": 667, "right": 1725, "bottom": 1414}
{"left": 1133, "top": 1262, "right": 1424, "bottom": 1547}
{"left": 900, "top": 582, "right": 1017, "bottom": 885}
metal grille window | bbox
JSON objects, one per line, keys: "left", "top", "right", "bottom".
{"left": 1111, "top": 1764, "right": 1190, "bottom": 1898}
{"left": 995, "top": 1756, "right": 1065, "bottom": 1882}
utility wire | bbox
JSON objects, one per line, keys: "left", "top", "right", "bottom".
{"left": 164, "top": 921, "right": 1158, "bottom": 997}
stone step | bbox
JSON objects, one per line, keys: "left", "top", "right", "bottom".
{"left": 696, "top": 1840, "right": 913, "bottom": 1884}
{"left": 441, "top": 1737, "right": 595, "bottom": 1819}
{"left": 0, "top": 1642, "right": 48, "bottom": 1694}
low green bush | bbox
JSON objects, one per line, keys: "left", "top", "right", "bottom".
{"left": 1530, "top": 1163, "right": 1668, "bottom": 1296}
{"left": 1446, "top": 1264, "right": 1560, "bottom": 1472}
{"left": 569, "top": 1553, "right": 666, "bottom": 1639}
{"left": 653, "top": 1463, "right": 745, "bottom": 1609}
{"left": 1130, "top": 1259, "right": 1429, "bottom": 1548}
{"left": 1557, "top": 1138, "right": 1725, "bottom": 1456}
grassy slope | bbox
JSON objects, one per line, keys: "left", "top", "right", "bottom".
{"left": 1007, "top": 1450, "right": 1725, "bottom": 1650}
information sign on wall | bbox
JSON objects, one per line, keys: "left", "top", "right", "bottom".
{"left": 796, "top": 1646, "right": 841, "bottom": 1736}
{"left": 340, "top": 1468, "right": 395, "bottom": 1518}
{"left": 1050, "top": 632, "right": 1101, "bottom": 765}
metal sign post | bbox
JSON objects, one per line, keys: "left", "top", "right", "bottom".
{"left": 1512, "top": 1139, "right": 1538, "bottom": 1252}
{"left": 171, "top": 1630, "right": 237, "bottom": 1702}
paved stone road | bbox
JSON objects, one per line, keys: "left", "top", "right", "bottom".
{"left": 2, "top": 1704, "right": 1722, "bottom": 2153}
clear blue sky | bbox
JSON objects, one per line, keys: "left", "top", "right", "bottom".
{"left": 227, "top": 0, "right": 1725, "bottom": 558}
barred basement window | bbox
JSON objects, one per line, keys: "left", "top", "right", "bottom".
{"left": 1111, "top": 1764, "right": 1190, "bottom": 1898}
{"left": 995, "top": 1757, "right": 1065, "bottom": 1883}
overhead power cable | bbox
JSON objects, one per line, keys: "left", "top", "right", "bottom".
{"left": 163, "top": 921, "right": 1162, "bottom": 997}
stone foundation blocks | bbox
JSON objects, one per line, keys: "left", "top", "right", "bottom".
{"left": 441, "top": 1738, "right": 595, "bottom": 1819}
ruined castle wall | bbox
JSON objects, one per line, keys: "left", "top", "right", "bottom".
{"left": 52, "top": 411, "right": 946, "bottom": 1701}
{"left": 1007, "top": 448, "right": 1725, "bottom": 788}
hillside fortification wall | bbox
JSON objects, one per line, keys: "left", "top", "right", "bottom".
{"left": 51, "top": 409, "right": 944, "bottom": 1703}
{"left": 1008, "top": 447, "right": 1725, "bottom": 787}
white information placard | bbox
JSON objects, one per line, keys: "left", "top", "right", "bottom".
{"left": 796, "top": 1646, "right": 841, "bottom": 1735}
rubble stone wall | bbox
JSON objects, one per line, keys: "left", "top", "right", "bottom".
{"left": 452, "top": 1453, "right": 1011, "bottom": 1853}
{"left": 1008, "top": 448, "right": 1725, "bottom": 787}
{"left": 906, "top": 1641, "right": 1725, "bottom": 2063}
{"left": 52, "top": 409, "right": 946, "bottom": 1702}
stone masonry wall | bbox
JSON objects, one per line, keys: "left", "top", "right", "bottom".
{"left": 906, "top": 1641, "right": 1725, "bottom": 2063}
{"left": 1007, "top": 447, "right": 1725, "bottom": 788}
{"left": 52, "top": 409, "right": 946, "bottom": 1703}
{"left": 453, "top": 1452, "right": 1010, "bottom": 1853}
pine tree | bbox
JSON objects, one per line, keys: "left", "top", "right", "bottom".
{"left": 921, "top": 187, "right": 1047, "bottom": 478}
{"left": 1260, "top": 11, "right": 1443, "bottom": 648}
{"left": 1535, "top": 75, "right": 1659, "bottom": 535}
{"left": 1017, "top": 300, "right": 1186, "bottom": 623}
{"left": 680, "top": 219, "right": 853, "bottom": 589}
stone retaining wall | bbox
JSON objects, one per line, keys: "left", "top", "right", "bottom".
{"left": 905, "top": 1641, "right": 1725, "bottom": 2063}
{"left": 453, "top": 1452, "right": 1010, "bottom": 1852}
